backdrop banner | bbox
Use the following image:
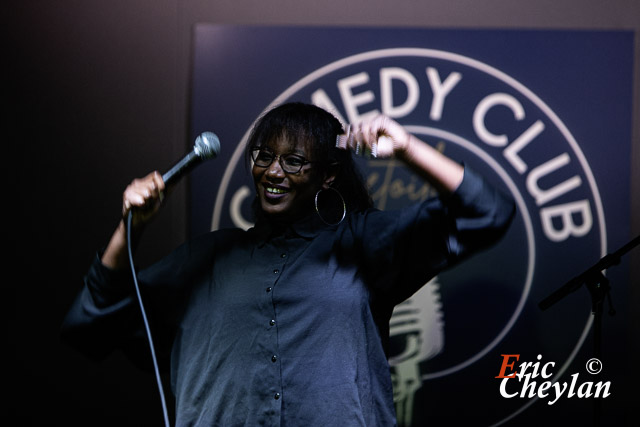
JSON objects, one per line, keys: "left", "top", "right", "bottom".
{"left": 188, "top": 25, "right": 633, "bottom": 426}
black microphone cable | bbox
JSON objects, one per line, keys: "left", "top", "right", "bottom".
{"left": 126, "top": 210, "right": 171, "bottom": 427}
{"left": 121, "top": 131, "right": 219, "bottom": 427}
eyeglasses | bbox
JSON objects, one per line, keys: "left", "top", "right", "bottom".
{"left": 251, "top": 148, "right": 312, "bottom": 174}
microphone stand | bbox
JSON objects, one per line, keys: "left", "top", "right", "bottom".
{"left": 538, "top": 235, "right": 639, "bottom": 427}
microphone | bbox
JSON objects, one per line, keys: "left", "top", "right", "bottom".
{"left": 162, "top": 132, "right": 221, "bottom": 185}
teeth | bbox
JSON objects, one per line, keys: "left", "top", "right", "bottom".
{"left": 266, "top": 187, "right": 287, "bottom": 194}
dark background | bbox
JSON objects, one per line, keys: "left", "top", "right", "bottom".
{"left": 6, "top": 1, "right": 639, "bottom": 425}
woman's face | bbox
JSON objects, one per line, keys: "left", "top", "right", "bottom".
{"left": 252, "top": 137, "right": 329, "bottom": 220}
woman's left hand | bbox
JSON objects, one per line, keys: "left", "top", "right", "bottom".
{"left": 336, "top": 115, "right": 412, "bottom": 158}
{"left": 337, "top": 114, "right": 464, "bottom": 194}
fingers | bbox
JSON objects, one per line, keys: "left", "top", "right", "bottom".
{"left": 336, "top": 115, "right": 410, "bottom": 158}
{"left": 336, "top": 124, "right": 357, "bottom": 152}
{"left": 336, "top": 123, "right": 375, "bottom": 157}
{"left": 122, "top": 171, "right": 166, "bottom": 220}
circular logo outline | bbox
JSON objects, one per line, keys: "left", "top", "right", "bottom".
{"left": 210, "top": 47, "right": 606, "bottom": 424}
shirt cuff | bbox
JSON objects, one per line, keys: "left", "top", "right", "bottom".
{"left": 85, "top": 250, "right": 134, "bottom": 305}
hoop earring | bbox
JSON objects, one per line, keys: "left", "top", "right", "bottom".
{"left": 315, "top": 187, "right": 346, "bottom": 226}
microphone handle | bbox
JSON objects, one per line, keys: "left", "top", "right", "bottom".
{"left": 162, "top": 150, "right": 200, "bottom": 185}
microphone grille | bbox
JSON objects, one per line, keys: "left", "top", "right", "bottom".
{"left": 194, "top": 132, "right": 221, "bottom": 159}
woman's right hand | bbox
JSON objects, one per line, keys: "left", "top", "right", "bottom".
{"left": 101, "top": 171, "right": 166, "bottom": 270}
{"left": 122, "top": 171, "right": 166, "bottom": 230}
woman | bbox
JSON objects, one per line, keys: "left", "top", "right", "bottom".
{"left": 62, "top": 102, "right": 515, "bottom": 426}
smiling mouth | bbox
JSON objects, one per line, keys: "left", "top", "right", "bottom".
{"left": 265, "top": 186, "right": 289, "bottom": 195}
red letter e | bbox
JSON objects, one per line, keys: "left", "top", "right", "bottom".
{"left": 495, "top": 354, "right": 520, "bottom": 378}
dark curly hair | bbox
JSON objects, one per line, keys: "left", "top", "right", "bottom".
{"left": 245, "top": 102, "right": 373, "bottom": 216}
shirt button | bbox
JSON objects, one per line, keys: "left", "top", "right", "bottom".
{"left": 266, "top": 287, "right": 272, "bottom": 293}
{"left": 271, "top": 355, "right": 278, "bottom": 363}
{"left": 274, "top": 392, "right": 281, "bottom": 400}
{"left": 269, "top": 319, "right": 276, "bottom": 326}
{"left": 281, "top": 253, "right": 287, "bottom": 258}
{"left": 273, "top": 269, "right": 279, "bottom": 274}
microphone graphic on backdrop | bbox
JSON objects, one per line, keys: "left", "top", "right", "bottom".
{"left": 162, "top": 131, "right": 220, "bottom": 185}
{"left": 389, "top": 277, "right": 445, "bottom": 427}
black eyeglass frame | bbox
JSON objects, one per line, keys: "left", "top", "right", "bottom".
{"left": 250, "top": 147, "right": 314, "bottom": 174}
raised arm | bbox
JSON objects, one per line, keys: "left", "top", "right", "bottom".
{"left": 337, "top": 115, "right": 515, "bottom": 304}
{"left": 337, "top": 115, "right": 464, "bottom": 194}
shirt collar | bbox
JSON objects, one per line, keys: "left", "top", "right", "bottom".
{"left": 249, "top": 211, "right": 335, "bottom": 246}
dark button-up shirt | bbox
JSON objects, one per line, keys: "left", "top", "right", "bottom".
{"left": 62, "top": 168, "right": 515, "bottom": 426}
